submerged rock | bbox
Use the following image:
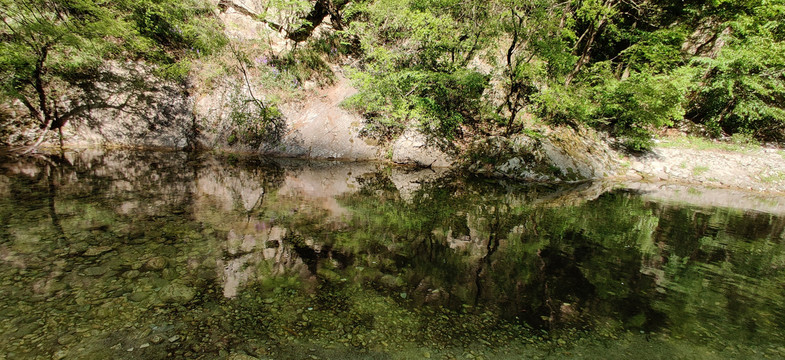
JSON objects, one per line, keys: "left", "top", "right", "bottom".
{"left": 127, "top": 291, "right": 150, "bottom": 302}
{"left": 229, "top": 353, "right": 260, "bottom": 360}
{"left": 144, "top": 257, "right": 168, "bottom": 271}
{"left": 84, "top": 266, "right": 109, "bottom": 277}
{"left": 83, "top": 246, "right": 114, "bottom": 257}
{"left": 159, "top": 283, "right": 195, "bottom": 304}
{"left": 123, "top": 270, "right": 141, "bottom": 279}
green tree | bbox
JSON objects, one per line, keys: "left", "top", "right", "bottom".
{"left": 343, "top": 0, "right": 495, "bottom": 140}
{"left": 0, "top": 0, "right": 225, "bottom": 151}
{"left": 0, "top": 0, "right": 131, "bottom": 148}
{"left": 497, "top": 0, "right": 574, "bottom": 134}
{"left": 686, "top": 1, "right": 785, "bottom": 140}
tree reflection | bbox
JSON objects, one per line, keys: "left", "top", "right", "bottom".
{"left": 0, "top": 152, "right": 784, "bottom": 359}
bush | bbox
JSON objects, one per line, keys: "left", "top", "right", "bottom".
{"left": 597, "top": 71, "right": 687, "bottom": 150}
{"left": 687, "top": 37, "right": 785, "bottom": 141}
{"left": 345, "top": 67, "right": 489, "bottom": 140}
{"left": 226, "top": 88, "right": 286, "bottom": 148}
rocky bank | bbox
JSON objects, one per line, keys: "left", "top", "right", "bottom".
{"left": 2, "top": 0, "right": 784, "bottom": 196}
{"left": 624, "top": 141, "right": 785, "bottom": 194}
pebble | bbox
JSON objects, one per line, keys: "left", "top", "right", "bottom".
{"left": 151, "top": 335, "right": 163, "bottom": 344}
{"left": 83, "top": 246, "right": 113, "bottom": 256}
{"left": 144, "top": 257, "right": 167, "bottom": 271}
{"left": 168, "top": 335, "right": 180, "bottom": 343}
{"left": 57, "top": 334, "right": 75, "bottom": 345}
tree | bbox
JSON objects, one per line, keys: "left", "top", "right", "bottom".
{"left": 343, "top": 0, "right": 496, "bottom": 140}
{"left": 498, "top": 0, "right": 573, "bottom": 134}
{"left": 686, "top": 0, "right": 785, "bottom": 140}
{"left": 0, "top": 0, "right": 131, "bottom": 150}
{"left": 0, "top": 0, "right": 225, "bottom": 152}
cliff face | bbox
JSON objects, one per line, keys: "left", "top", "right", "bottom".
{"left": 1, "top": 63, "right": 197, "bottom": 151}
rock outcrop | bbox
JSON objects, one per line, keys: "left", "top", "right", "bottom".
{"left": 392, "top": 129, "right": 454, "bottom": 167}
{"left": 464, "top": 126, "right": 620, "bottom": 182}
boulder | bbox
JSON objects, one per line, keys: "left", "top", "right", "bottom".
{"left": 392, "top": 129, "right": 454, "bottom": 167}
{"left": 465, "top": 126, "right": 619, "bottom": 182}
{"left": 158, "top": 282, "right": 196, "bottom": 304}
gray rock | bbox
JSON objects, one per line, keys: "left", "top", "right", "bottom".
{"left": 465, "top": 126, "right": 619, "bottom": 182}
{"left": 392, "top": 129, "right": 454, "bottom": 167}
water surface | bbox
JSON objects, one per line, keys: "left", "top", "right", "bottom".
{"left": 1, "top": 150, "right": 784, "bottom": 359}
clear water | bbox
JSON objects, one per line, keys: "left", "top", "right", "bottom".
{"left": 1, "top": 150, "right": 784, "bottom": 359}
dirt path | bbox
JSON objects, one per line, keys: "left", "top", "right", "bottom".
{"left": 625, "top": 141, "right": 785, "bottom": 194}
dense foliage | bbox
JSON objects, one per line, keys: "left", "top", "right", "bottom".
{"left": 339, "top": 0, "right": 785, "bottom": 149}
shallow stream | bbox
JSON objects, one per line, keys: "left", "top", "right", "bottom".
{"left": 1, "top": 150, "right": 784, "bottom": 359}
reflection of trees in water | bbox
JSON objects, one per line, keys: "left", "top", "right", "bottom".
{"left": 1, "top": 152, "right": 785, "bottom": 356}
{"left": 318, "top": 173, "right": 785, "bottom": 343}
{"left": 647, "top": 204, "right": 785, "bottom": 345}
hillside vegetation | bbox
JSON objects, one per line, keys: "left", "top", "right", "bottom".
{"left": 1, "top": 0, "right": 784, "bottom": 151}
{"left": 340, "top": 0, "right": 785, "bottom": 150}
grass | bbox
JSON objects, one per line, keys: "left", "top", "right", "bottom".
{"left": 692, "top": 165, "right": 710, "bottom": 176}
{"left": 759, "top": 171, "right": 785, "bottom": 184}
{"left": 658, "top": 135, "right": 761, "bottom": 153}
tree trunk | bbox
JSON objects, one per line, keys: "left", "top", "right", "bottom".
{"left": 564, "top": 16, "right": 605, "bottom": 87}
{"left": 287, "top": 0, "right": 346, "bottom": 42}
{"left": 34, "top": 45, "right": 52, "bottom": 128}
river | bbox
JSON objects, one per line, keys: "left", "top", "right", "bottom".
{"left": 1, "top": 150, "right": 784, "bottom": 359}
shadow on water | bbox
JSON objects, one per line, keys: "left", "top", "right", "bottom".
{"left": 0, "top": 150, "right": 784, "bottom": 359}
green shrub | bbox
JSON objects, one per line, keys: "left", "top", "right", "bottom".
{"left": 226, "top": 88, "right": 286, "bottom": 148}
{"left": 129, "top": 0, "right": 226, "bottom": 58}
{"left": 687, "top": 37, "right": 785, "bottom": 141}
{"left": 270, "top": 47, "right": 335, "bottom": 87}
{"left": 597, "top": 71, "right": 687, "bottom": 150}
{"left": 345, "top": 67, "right": 489, "bottom": 140}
